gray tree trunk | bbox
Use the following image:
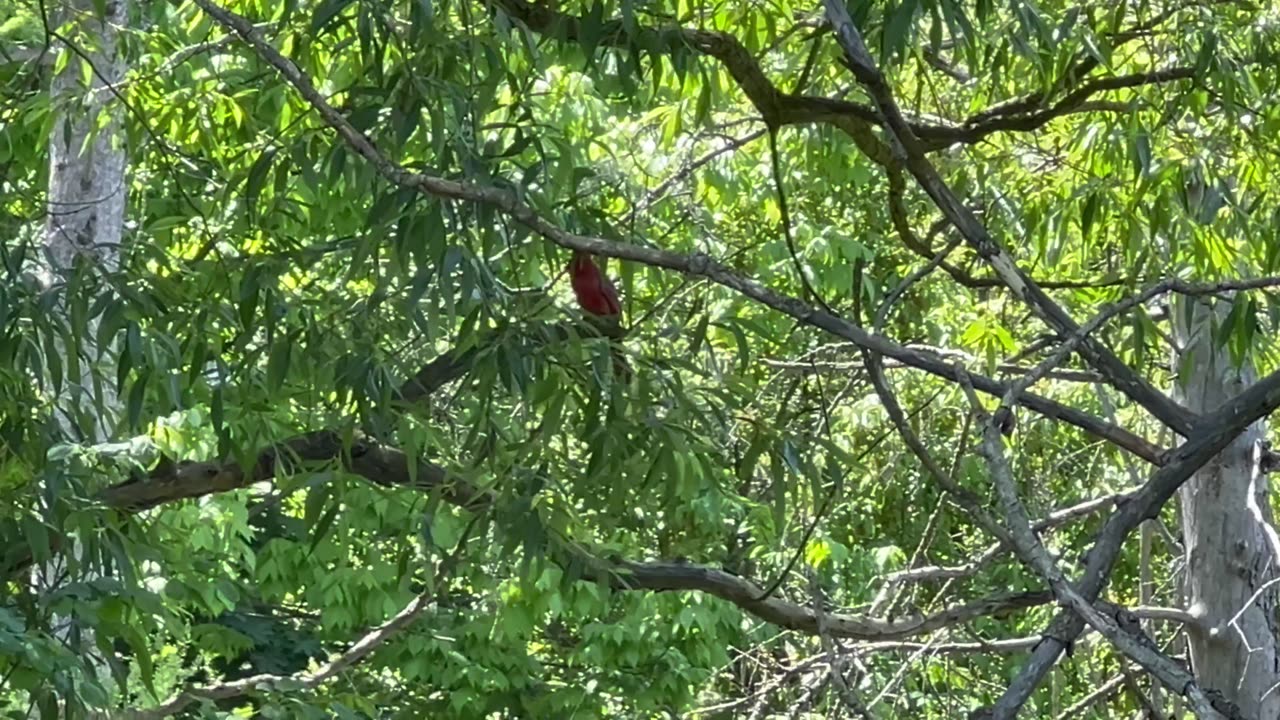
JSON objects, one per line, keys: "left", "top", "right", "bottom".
{"left": 32, "top": 0, "right": 130, "bottom": 713}
{"left": 39, "top": 0, "right": 129, "bottom": 439}
{"left": 1172, "top": 295, "right": 1280, "bottom": 719}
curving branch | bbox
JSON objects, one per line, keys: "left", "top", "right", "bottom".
{"left": 486, "top": 0, "right": 1201, "bottom": 153}
{"left": 956, "top": 373, "right": 1230, "bottom": 719}
{"left": 97, "top": 431, "right": 1054, "bottom": 642}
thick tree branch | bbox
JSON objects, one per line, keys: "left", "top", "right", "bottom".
{"left": 987, "top": 366, "right": 1280, "bottom": 718}
{"left": 97, "top": 430, "right": 488, "bottom": 512}
{"left": 957, "top": 375, "right": 1229, "bottom": 719}
{"left": 95, "top": 430, "right": 1055, "bottom": 646}
{"left": 963, "top": 68, "right": 1197, "bottom": 136}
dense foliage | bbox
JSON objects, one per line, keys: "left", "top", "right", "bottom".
{"left": 2, "top": 0, "right": 1280, "bottom": 717}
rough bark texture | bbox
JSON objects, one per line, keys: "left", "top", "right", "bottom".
{"left": 40, "top": 0, "right": 129, "bottom": 440}
{"left": 1173, "top": 296, "right": 1280, "bottom": 719}
{"left": 34, "top": 1, "right": 130, "bottom": 713}
{"left": 44, "top": 0, "right": 128, "bottom": 275}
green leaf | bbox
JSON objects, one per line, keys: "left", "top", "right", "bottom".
{"left": 239, "top": 266, "right": 263, "bottom": 330}
{"left": 245, "top": 148, "right": 277, "bottom": 217}
{"left": 308, "top": 491, "right": 341, "bottom": 553}
{"left": 579, "top": 1, "right": 606, "bottom": 59}
{"left": 41, "top": 328, "right": 63, "bottom": 394}
{"left": 1194, "top": 31, "right": 1217, "bottom": 76}
{"left": 127, "top": 367, "right": 151, "bottom": 430}
{"left": 120, "top": 623, "right": 156, "bottom": 696}
{"left": 22, "top": 514, "right": 51, "bottom": 564}
{"left": 1080, "top": 190, "right": 1100, "bottom": 240}
{"left": 267, "top": 336, "right": 292, "bottom": 390}
{"left": 1131, "top": 128, "right": 1152, "bottom": 178}
{"left": 687, "top": 312, "right": 710, "bottom": 356}
{"left": 311, "top": 0, "right": 356, "bottom": 35}
{"left": 883, "top": 0, "right": 919, "bottom": 61}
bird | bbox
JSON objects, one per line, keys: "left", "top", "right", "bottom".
{"left": 566, "top": 249, "right": 630, "bottom": 378}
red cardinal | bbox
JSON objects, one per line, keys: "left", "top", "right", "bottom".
{"left": 568, "top": 249, "right": 623, "bottom": 337}
{"left": 567, "top": 249, "right": 630, "bottom": 378}
{"left": 569, "top": 250, "right": 621, "bottom": 316}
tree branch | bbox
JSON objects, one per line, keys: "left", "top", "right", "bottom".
{"left": 877, "top": 485, "right": 1144, "bottom": 590}
{"left": 985, "top": 366, "right": 1280, "bottom": 718}
{"left": 956, "top": 373, "right": 1228, "bottom": 719}
{"left": 487, "top": 0, "right": 1200, "bottom": 152}
{"left": 97, "top": 431, "right": 1055, "bottom": 644}
{"left": 822, "top": 0, "right": 1196, "bottom": 437}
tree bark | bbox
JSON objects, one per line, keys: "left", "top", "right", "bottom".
{"left": 32, "top": 0, "right": 130, "bottom": 714}
{"left": 1173, "top": 296, "right": 1280, "bottom": 718}
{"left": 39, "top": 0, "right": 129, "bottom": 440}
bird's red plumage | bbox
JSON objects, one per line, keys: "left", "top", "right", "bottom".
{"left": 567, "top": 250, "right": 630, "bottom": 377}
{"left": 569, "top": 251, "right": 621, "bottom": 317}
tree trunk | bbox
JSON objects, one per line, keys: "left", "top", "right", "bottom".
{"left": 39, "top": 0, "right": 129, "bottom": 439}
{"left": 32, "top": 0, "right": 129, "bottom": 714}
{"left": 1172, "top": 295, "right": 1280, "bottom": 718}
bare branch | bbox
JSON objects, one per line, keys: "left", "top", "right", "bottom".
{"left": 809, "top": 571, "right": 876, "bottom": 718}
{"left": 955, "top": 368, "right": 1259, "bottom": 720}
{"left": 878, "top": 485, "right": 1144, "bottom": 589}
{"left": 857, "top": 637, "right": 1039, "bottom": 654}
{"left": 1051, "top": 674, "right": 1126, "bottom": 720}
